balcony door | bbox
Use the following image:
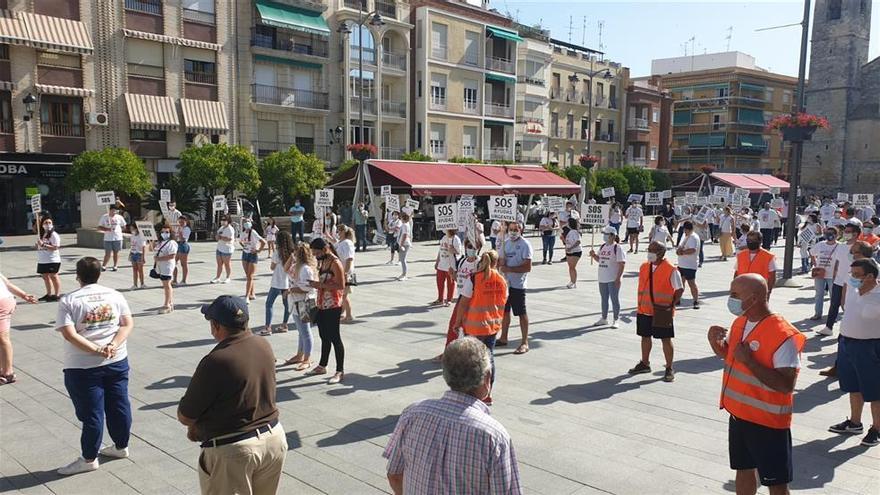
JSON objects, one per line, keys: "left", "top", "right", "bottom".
{"left": 254, "top": 65, "right": 275, "bottom": 87}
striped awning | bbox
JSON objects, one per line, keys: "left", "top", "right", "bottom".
{"left": 123, "top": 29, "right": 221, "bottom": 51}
{"left": 0, "top": 10, "right": 29, "bottom": 47}
{"left": 19, "top": 12, "right": 92, "bottom": 54}
{"left": 180, "top": 98, "right": 228, "bottom": 134}
{"left": 35, "top": 84, "right": 94, "bottom": 97}
{"left": 125, "top": 93, "right": 180, "bottom": 132}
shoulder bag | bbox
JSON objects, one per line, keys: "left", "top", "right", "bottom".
{"left": 650, "top": 265, "right": 674, "bottom": 329}
{"left": 149, "top": 240, "right": 170, "bottom": 279}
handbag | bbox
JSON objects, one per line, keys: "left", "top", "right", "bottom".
{"left": 346, "top": 270, "right": 358, "bottom": 287}
{"left": 811, "top": 267, "right": 826, "bottom": 279}
{"left": 296, "top": 299, "right": 318, "bottom": 323}
{"left": 649, "top": 265, "right": 674, "bottom": 329}
{"left": 149, "top": 240, "right": 170, "bottom": 279}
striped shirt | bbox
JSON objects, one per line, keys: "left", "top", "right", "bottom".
{"left": 383, "top": 391, "right": 521, "bottom": 495}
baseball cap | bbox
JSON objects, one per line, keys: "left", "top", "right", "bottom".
{"left": 602, "top": 226, "right": 617, "bottom": 235}
{"left": 201, "top": 295, "right": 249, "bottom": 328}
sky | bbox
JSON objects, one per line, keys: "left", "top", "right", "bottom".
{"left": 498, "top": 0, "right": 880, "bottom": 77}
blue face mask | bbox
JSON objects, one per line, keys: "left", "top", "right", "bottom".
{"left": 727, "top": 296, "right": 745, "bottom": 316}
{"left": 848, "top": 277, "right": 864, "bottom": 289}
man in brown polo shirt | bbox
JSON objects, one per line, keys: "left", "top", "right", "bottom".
{"left": 178, "top": 295, "right": 287, "bottom": 495}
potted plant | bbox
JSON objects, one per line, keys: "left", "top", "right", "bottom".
{"left": 578, "top": 154, "right": 599, "bottom": 168}
{"left": 347, "top": 143, "right": 378, "bottom": 161}
{"left": 699, "top": 165, "right": 716, "bottom": 175}
{"left": 766, "top": 112, "right": 830, "bottom": 142}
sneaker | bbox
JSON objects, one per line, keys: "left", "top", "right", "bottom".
{"left": 384, "top": 260, "right": 395, "bottom": 265}
{"left": 99, "top": 445, "right": 129, "bottom": 459}
{"left": 861, "top": 427, "right": 880, "bottom": 447}
{"left": 817, "top": 326, "right": 834, "bottom": 336}
{"left": 328, "top": 373, "right": 344, "bottom": 384}
{"left": 58, "top": 457, "right": 99, "bottom": 475}
{"left": 129, "top": 285, "right": 138, "bottom": 291}
{"left": 397, "top": 276, "right": 408, "bottom": 281}
{"left": 593, "top": 318, "right": 609, "bottom": 327}
{"left": 663, "top": 367, "right": 675, "bottom": 382}
{"left": 566, "top": 282, "right": 576, "bottom": 289}
{"left": 548, "top": 260, "right": 553, "bottom": 265}
{"left": 693, "top": 301, "right": 700, "bottom": 310}
{"left": 158, "top": 306, "right": 172, "bottom": 315}
{"left": 209, "top": 278, "right": 220, "bottom": 284}
{"left": 101, "top": 267, "right": 107, "bottom": 272}
{"left": 140, "top": 283, "right": 148, "bottom": 289}
{"left": 610, "top": 319, "right": 619, "bottom": 329}
{"left": 829, "top": 419, "right": 864, "bottom": 435}
{"left": 628, "top": 361, "right": 651, "bottom": 375}
{"left": 222, "top": 278, "right": 231, "bottom": 284}
{"left": 110, "top": 267, "right": 118, "bottom": 272}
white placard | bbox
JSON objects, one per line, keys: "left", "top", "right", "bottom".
{"left": 380, "top": 185, "right": 391, "bottom": 196}
{"left": 709, "top": 194, "right": 723, "bottom": 205}
{"left": 769, "top": 186, "right": 781, "bottom": 196}
{"left": 405, "top": 198, "right": 420, "bottom": 211}
{"left": 799, "top": 227, "right": 816, "bottom": 245}
{"left": 96, "top": 191, "right": 116, "bottom": 207}
{"left": 837, "top": 193, "right": 849, "bottom": 203}
{"left": 547, "top": 196, "right": 566, "bottom": 211}
{"left": 457, "top": 197, "right": 475, "bottom": 213}
{"left": 685, "top": 192, "right": 698, "bottom": 205}
{"left": 734, "top": 188, "right": 749, "bottom": 197}
{"left": 434, "top": 203, "right": 459, "bottom": 231}
{"left": 645, "top": 191, "right": 663, "bottom": 206}
{"left": 315, "top": 188, "right": 334, "bottom": 207}
{"left": 693, "top": 206, "right": 711, "bottom": 225}
{"left": 601, "top": 187, "right": 616, "bottom": 199}
{"left": 697, "top": 196, "right": 708, "bottom": 206}
{"left": 853, "top": 193, "right": 874, "bottom": 208}
{"left": 819, "top": 204, "right": 836, "bottom": 222}
{"left": 160, "top": 189, "right": 171, "bottom": 202}
{"left": 770, "top": 197, "right": 785, "bottom": 209}
{"left": 673, "top": 197, "right": 685, "bottom": 208}
{"left": 736, "top": 196, "right": 751, "bottom": 208}
{"left": 713, "top": 186, "right": 730, "bottom": 197}
{"left": 662, "top": 189, "right": 673, "bottom": 199}
{"left": 488, "top": 195, "right": 518, "bottom": 222}
{"left": 581, "top": 203, "right": 610, "bottom": 226}
{"left": 159, "top": 200, "right": 170, "bottom": 218}
{"left": 30, "top": 194, "right": 41, "bottom": 214}
{"left": 385, "top": 195, "right": 400, "bottom": 212}
{"left": 136, "top": 221, "right": 157, "bottom": 241}
{"left": 212, "top": 195, "right": 227, "bottom": 212}
{"left": 627, "top": 194, "right": 643, "bottom": 204}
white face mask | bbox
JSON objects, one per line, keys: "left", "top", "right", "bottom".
{"left": 161, "top": 232, "right": 170, "bottom": 240}
{"left": 508, "top": 231, "right": 521, "bottom": 239}
{"left": 646, "top": 252, "right": 658, "bottom": 263}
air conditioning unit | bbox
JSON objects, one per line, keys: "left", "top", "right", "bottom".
{"left": 88, "top": 112, "right": 109, "bottom": 126}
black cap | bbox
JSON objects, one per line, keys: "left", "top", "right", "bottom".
{"left": 201, "top": 295, "right": 249, "bottom": 328}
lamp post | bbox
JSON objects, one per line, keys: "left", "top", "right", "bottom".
{"left": 22, "top": 92, "right": 36, "bottom": 153}
{"left": 568, "top": 68, "right": 613, "bottom": 157}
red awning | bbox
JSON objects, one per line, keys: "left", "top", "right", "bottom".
{"left": 367, "top": 160, "right": 505, "bottom": 196}
{"left": 711, "top": 173, "right": 790, "bottom": 193}
{"left": 469, "top": 165, "right": 581, "bottom": 195}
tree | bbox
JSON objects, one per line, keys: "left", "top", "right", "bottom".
{"left": 620, "top": 165, "right": 654, "bottom": 195}
{"left": 650, "top": 169, "right": 673, "bottom": 192}
{"left": 331, "top": 159, "right": 358, "bottom": 182}
{"left": 258, "top": 146, "right": 327, "bottom": 215}
{"left": 141, "top": 174, "right": 205, "bottom": 219}
{"left": 400, "top": 151, "right": 434, "bottom": 162}
{"left": 563, "top": 165, "right": 596, "bottom": 192}
{"left": 67, "top": 148, "right": 152, "bottom": 198}
{"left": 178, "top": 143, "right": 260, "bottom": 201}
{"left": 543, "top": 163, "right": 566, "bottom": 178}
{"left": 592, "top": 168, "right": 629, "bottom": 201}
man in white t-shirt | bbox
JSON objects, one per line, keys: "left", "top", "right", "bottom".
{"left": 97, "top": 206, "right": 127, "bottom": 271}
{"left": 676, "top": 221, "right": 702, "bottom": 309}
{"left": 757, "top": 203, "right": 779, "bottom": 250}
{"left": 821, "top": 224, "right": 860, "bottom": 336}
{"left": 625, "top": 202, "right": 644, "bottom": 254}
{"left": 809, "top": 226, "right": 841, "bottom": 321}
{"left": 55, "top": 257, "right": 134, "bottom": 475}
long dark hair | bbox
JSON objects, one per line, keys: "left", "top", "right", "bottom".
{"left": 276, "top": 231, "right": 294, "bottom": 265}
{"left": 41, "top": 215, "right": 53, "bottom": 239}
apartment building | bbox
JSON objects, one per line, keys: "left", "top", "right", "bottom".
{"left": 653, "top": 52, "right": 797, "bottom": 173}
{"left": 409, "top": 0, "right": 520, "bottom": 162}
{"left": 547, "top": 38, "right": 628, "bottom": 169}
{"left": 624, "top": 76, "right": 672, "bottom": 169}
{"left": 513, "top": 22, "right": 551, "bottom": 165}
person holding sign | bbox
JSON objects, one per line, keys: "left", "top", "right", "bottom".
{"left": 98, "top": 206, "right": 127, "bottom": 272}
{"left": 240, "top": 219, "right": 266, "bottom": 301}
{"left": 563, "top": 218, "right": 583, "bottom": 289}
{"left": 36, "top": 216, "right": 62, "bottom": 302}
{"left": 539, "top": 211, "right": 560, "bottom": 265}
{"left": 809, "top": 226, "right": 841, "bottom": 321}
{"left": 496, "top": 222, "right": 533, "bottom": 355}
{"left": 608, "top": 202, "right": 624, "bottom": 236}
{"left": 396, "top": 212, "right": 413, "bottom": 281}
{"left": 757, "top": 203, "right": 779, "bottom": 251}
{"left": 625, "top": 201, "right": 644, "bottom": 254}
{"left": 798, "top": 214, "right": 821, "bottom": 275}
{"left": 734, "top": 232, "right": 777, "bottom": 295}
{"left": 173, "top": 217, "right": 192, "bottom": 286}
{"left": 155, "top": 225, "right": 178, "bottom": 314}
{"left": 212, "top": 215, "right": 235, "bottom": 284}
{"left": 384, "top": 209, "right": 401, "bottom": 266}
{"left": 432, "top": 229, "right": 462, "bottom": 306}
{"left": 128, "top": 223, "right": 149, "bottom": 290}
{"left": 589, "top": 226, "right": 626, "bottom": 328}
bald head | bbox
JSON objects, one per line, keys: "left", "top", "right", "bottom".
{"left": 730, "top": 274, "right": 769, "bottom": 314}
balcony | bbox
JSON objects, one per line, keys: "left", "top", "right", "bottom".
{"left": 125, "top": 0, "right": 161, "bottom": 15}
{"left": 429, "top": 96, "right": 446, "bottom": 111}
{"left": 41, "top": 122, "right": 84, "bottom": 137}
{"left": 517, "top": 116, "right": 544, "bottom": 126}
{"left": 594, "top": 95, "right": 606, "bottom": 107}
{"left": 627, "top": 118, "right": 649, "bottom": 130}
{"left": 517, "top": 75, "right": 545, "bottom": 87}
{"left": 462, "top": 146, "right": 477, "bottom": 159}
{"left": 519, "top": 151, "right": 544, "bottom": 163}
{"left": 130, "top": 140, "right": 167, "bottom": 158}
{"left": 483, "top": 147, "right": 510, "bottom": 162}
{"left": 485, "top": 56, "right": 514, "bottom": 74}
{"left": 429, "top": 143, "right": 446, "bottom": 160}
{"left": 350, "top": 48, "right": 376, "bottom": 66}
{"left": 350, "top": 96, "right": 377, "bottom": 114}
{"left": 41, "top": 123, "right": 85, "bottom": 154}
{"left": 382, "top": 51, "right": 407, "bottom": 71}
{"left": 381, "top": 101, "right": 406, "bottom": 118}
{"left": 609, "top": 98, "right": 618, "bottom": 109}
{"left": 463, "top": 100, "right": 479, "bottom": 115}
{"left": 431, "top": 44, "right": 447, "bottom": 61}
{"left": 185, "top": 71, "right": 216, "bottom": 85}
{"left": 376, "top": 0, "right": 396, "bottom": 18}
{"left": 550, "top": 87, "right": 561, "bottom": 100}
{"left": 250, "top": 28, "right": 329, "bottom": 58}
{"left": 484, "top": 102, "right": 513, "bottom": 119}
{"left": 252, "top": 84, "right": 330, "bottom": 110}
{"left": 0, "top": 119, "right": 12, "bottom": 134}
{"left": 380, "top": 146, "right": 405, "bottom": 159}
{"left": 631, "top": 158, "right": 647, "bottom": 167}
{"left": 344, "top": 0, "right": 362, "bottom": 8}
{"left": 183, "top": 8, "right": 215, "bottom": 25}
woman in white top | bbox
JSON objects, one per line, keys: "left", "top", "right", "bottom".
{"left": 155, "top": 224, "right": 178, "bottom": 314}
{"left": 283, "top": 242, "right": 317, "bottom": 371}
{"left": 335, "top": 225, "right": 357, "bottom": 323}
{"left": 608, "top": 202, "right": 623, "bottom": 235}
{"left": 128, "top": 222, "right": 150, "bottom": 290}
{"left": 719, "top": 207, "right": 736, "bottom": 261}
{"left": 385, "top": 211, "right": 402, "bottom": 265}
{"left": 261, "top": 231, "right": 293, "bottom": 336}
{"left": 35, "top": 216, "right": 62, "bottom": 301}
{"left": 433, "top": 229, "right": 463, "bottom": 306}
{"left": 433, "top": 238, "right": 481, "bottom": 362}
{"left": 0, "top": 271, "right": 38, "bottom": 385}
{"left": 563, "top": 217, "right": 583, "bottom": 288}
{"left": 211, "top": 215, "right": 235, "bottom": 283}
{"left": 539, "top": 211, "right": 560, "bottom": 265}
{"left": 264, "top": 217, "right": 279, "bottom": 260}
{"left": 647, "top": 216, "right": 673, "bottom": 247}
{"left": 396, "top": 211, "right": 413, "bottom": 281}
{"left": 588, "top": 226, "right": 627, "bottom": 327}
{"left": 239, "top": 218, "right": 266, "bottom": 301}
{"left": 173, "top": 216, "right": 192, "bottom": 285}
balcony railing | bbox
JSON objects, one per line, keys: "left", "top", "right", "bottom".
{"left": 381, "top": 101, "right": 406, "bottom": 117}
{"left": 380, "top": 146, "right": 405, "bottom": 159}
{"left": 350, "top": 48, "right": 376, "bottom": 65}
{"left": 250, "top": 29, "right": 329, "bottom": 57}
{"left": 631, "top": 158, "right": 648, "bottom": 167}
{"left": 252, "top": 84, "right": 330, "bottom": 110}
{"left": 484, "top": 102, "right": 513, "bottom": 118}
{"left": 627, "top": 118, "right": 649, "bottom": 130}
{"left": 382, "top": 50, "right": 407, "bottom": 70}
{"left": 350, "top": 96, "right": 377, "bottom": 114}
{"left": 41, "top": 122, "right": 84, "bottom": 137}
{"left": 517, "top": 75, "right": 545, "bottom": 86}
{"left": 125, "top": 0, "right": 161, "bottom": 15}
{"left": 486, "top": 56, "right": 514, "bottom": 74}
{"left": 516, "top": 116, "right": 544, "bottom": 125}
{"left": 182, "top": 8, "right": 215, "bottom": 25}
{"left": 598, "top": 133, "right": 617, "bottom": 142}
{"left": 519, "top": 151, "right": 544, "bottom": 163}
{"left": 463, "top": 100, "right": 479, "bottom": 114}
{"left": 429, "top": 143, "right": 446, "bottom": 159}
{"left": 609, "top": 98, "right": 618, "bottom": 109}
{"left": 344, "top": 0, "right": 363, "bottom": 8}
{"left": 483, "top": 147, "right": 510, "bottom": 162}
{"left": 429, "top": 96, "right": 446, "bottom": 111}
{"left": 376, "top": 0, "right": 396, "bottom": 18}
{"left": 431, "top": 44, "right": 447, "bottom": 61}
{"left": 185, "top": 71, "right": 217, "bottom": 85}
{"left": 462, "top": 146, "right": 477, "bottom": 159}
{"left": 0, "top": 119, "right": 12, "bottom": 134}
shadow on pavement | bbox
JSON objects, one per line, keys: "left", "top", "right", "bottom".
{"left": 325, "top": 359, "right": 442, "bottom": 397}
{"left": 157, "top": 338, "right": 216, "bottom": 349}
{"left": 315, "top": 414, "right": 400, "bottom": 448}
{"left": 794, "top": 379, "right": 845, "bottom": 414}
{"left": 531, "top": 374, "right": 663, "bottom": 405}
{"left": 139, "top": 400, "right": 178, "bottom": 411}
{"left": 359, "top": 305, "right": 431, "bottom": 319}
{"left": 146, "top": 375, "right": 191, "bottom": 390}
{"left": 0, "top": 469, "right": 63, "bottom": 490}
{"left": 790, "top": 435, "right": 866, "bottom": 491}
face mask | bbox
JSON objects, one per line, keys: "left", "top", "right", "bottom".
{"left": 466, "top": 248, "right": 477, "bottom": 258}
{"left": 646, "top": 252, "right": 658, "bottom": 263}
{"left": 848, "top": 277, "right": 863, "bottom": 289}
{"left": 243, "top": 222, "right": 252, "bottom": 230}
{"left": 508, "top": 231, "right": 521, "bottom": 239}
{"left": 161, "top": 232, "right": 170, "bottom": 240}
{"left": 604, "top": 235, "right": 614, "bottom": 243}
{"left": 843, "top": 233, "right": 854, "bottom": 241}
{"left": 727, "top": 296, "right": 746, "bottom": 316}
{"left": 863, "top": 228, "right": 872, "bottom": 235}
{"left": 43, "top": 224, "right": 53, "bottom": 231}
{"left": 747, "top": 241, "right": 761, "bottom": 251}
{"left": 825, "top": 233, "right": 836, "bottom": 241}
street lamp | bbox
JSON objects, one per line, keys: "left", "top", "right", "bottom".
{"left": 22, "top": 92, "right": 36, "bottom": 153}
{"left": 328, "top": 126, "right": 343, "bottom": 145}
{"left": 568, "top": 68, "right": 613, "bottom": 157}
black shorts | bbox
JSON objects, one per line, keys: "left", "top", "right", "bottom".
{"left": 567, "top": 251, "right": 582, "bottom": 258}
{"left": 636, "top": 313, "right": 674, "bottom": 339}
{"left": 678, "top": 267, "right": 697, "bottom": 281}
{"left": 504, "top": 287, "right": 527, "bottom": 316}
{"left": 626, "top": 227, "right": 640, "bottom": 236}
{"left": 728, "top": 415, "right": 792, "bottom": 487}
{"left": 37, "top": 263, "right": 61, "bottom": 274}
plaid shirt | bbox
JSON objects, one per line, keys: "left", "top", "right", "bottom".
{"left": 383, "top": 391, "right": 521, "bottom": 494}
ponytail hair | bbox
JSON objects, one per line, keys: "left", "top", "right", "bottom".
{"left": 476, "top": 250, "right": 499, "bottom": 277}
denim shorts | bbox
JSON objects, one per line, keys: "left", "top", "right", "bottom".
{"left": 177, "top": 242, "right": 191, "bottom": 255}
{"left": 128, "top": 252, "right": 143, "bottom": 264}
{"left": 242, "top": 252, "right": 258, "bottom": 264}
{"left": 216, "top": 250, "right": 232, "bottom": 258}
{"left": 104, "top": 240, "right": 122, "bottom": 253}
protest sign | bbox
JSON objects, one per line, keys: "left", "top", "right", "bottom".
{"left": 159, "top": 201, "right": 170, "bottom": 218}
{"left": 673, "top": 197, "right": 685, "bottom": 208}
{"left": 697, "top": 196, "right": 708, "bottom": 206}
{"left": 212, "top": 195, "right": 227, "bottom": 212}
{"left": 713, "top": 186, "right": 730, "bottom": 197}
{"left": 627, "top": 194, "right": 643, "bottom": 204}
{"left": 685, "top": 192, "right": 698, "bottom": 205}
{"left": 645, "top": 191, "right": 663, "bottom": 206}
{"left": 799, "top": 227, "right": 816, "bottom": 245}
{"left": 160, "top": 189, "right": 171, "bottom": 202}
{"left": 30, "top": 194, "right": 41, "bottom": 214}
{"left": 837, "top": 193, "right": 849, "bottom": 203}
{"left": 601, "top": 187, "right": 616, "bottom": 199}
{"left": 662, "top": 189, "right": 672, "bottom": 199}
{"left": 136, "top": 221, "right": 157, "bottom": 241}
{"left": 380, "top": 185, "right": 391, "bottom": 196}
{"left": 457, "top": 197, "right": 475, "bottom": 213}
{"left": 488, "top": 195, "right": 517, "bottom": 222}
{"left": 771, "top": 197, "right": 785, "bottom": 209}
{"left": 709, "top": 195, "right": 723, "bottom": 205}
{"left": 434, "top": 203, "right": 458, "bottom": 231}
{"left": 405, "top": 199, "right": 420, "bottom": 211}
{"left": 769, "top": 187, "right": 781, "bottom": 196}
{"left": 547, "top": 196, "right": 565, "bottom": 211}
{"left": 581, "top": 203, "right": 610, "bottom": 226}
{"left": 853, "top": 193, "right": 874, "bottom": 208}
{"left": 385, "top": 195, "right": 400, "bottom": 212}
{"left": 734, "top": 188, "right": 749, "bottom": 197}
{"left": 315, "top": 189, "right": 334, "bottom": 207}
{"left": 96, "top": 191, "right": 116, "bottom": 207}
{"left": 693, "top": 206, "right": 710, "bottom": 224}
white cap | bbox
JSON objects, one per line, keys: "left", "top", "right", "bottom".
{"left": 602, "top": 226, "right": 617, "bottom": 235}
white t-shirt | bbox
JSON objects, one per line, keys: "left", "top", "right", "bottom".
{"left": 270, "top": 251, "right": 290, "bottom": 290}
{"left": 568, "top": 209, "right": 580, "bottom": 222}
{"left": 597, "top": 242, "right": 626, "bottom": 283}
{"left": 757, "top": 209, "right": 779, "bottom": 230}
{"left": 455, "top": 257, "right": 480, "bottom": 292}
{"left": 809, "top": 241, "right": 840, "bottom": 275}
{"left": 130, "top": 233, "right": 147, "bottom": 255}
{"left": 727, "top": 319, "right": 801, "bottom": 369}
{"left": 177, "top": 225, "right": 191, "bottom": 244}
{"left": 437, "top": 235, "right": 462, "bottom": 271}
{"left": 677, "top": 232, "right": 701, "bottom": 270}
{"left": 650, "top": 262, "right": 684, "bottom": 291}
{"left": 155, "top": 239, "right": 178, "bottom": 276}
{"left": 55, "top": 284, "right": 132, "bottom": 370}
{"left": 625, "top": 206, "right": 643, "bottom": 228}
{"left": 706, "top": 209, "right": 717, "bottom": 225}
{"left": 609, "top": 208, "right": 623, "bottom": 224}
{"left": 736, "top": 233, "right": 749, "bottom": 250}
{"left": 650, "top": 225, "right": 671, "bottom": 244}
{"left": 734, "top": 251, "right": 778, "bottom": 274}
{"left": 99, "top": 213, "right": 126, "bottom": 242}
{"left": 840, "top": 285, "right": 880, "bottom": 340}
{"left": 239, "top": 229, "right": 264, "bottom": 253}
{"left": 336, "top": 239, "right": 355, "bottom": 271}
{"left": 397, "top": 221, "right": 412, "bottom": 248}
{"left": 0, "top": 274, "right": 12, "bottom": 300}
{"left": 216, "top": 224, "right": 236, "bottom": 254}
{"left": 490, "top": 220, "right": 502, "bottom": 236}
{"left": 265, "top": 225, "right": 279, "bottom": 242}
{"left": 287, "top": 264, "right": 316, "bottom": 302}
{"left": 564, "top": 229, "right": 582, "bottom": 254}
{"left": 37, "top": 232, "right": 61, "bottom": 264}
{"left": 832, "top": 244, "right": 854, "bottom": 286}
{"left": 720, "top": 215, "right": 734, "bottom": 234}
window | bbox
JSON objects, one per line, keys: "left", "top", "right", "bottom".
{"left": 186, "top": 133, "right": 220, "bottom": 145}
{"left": 566, "top": 114, "right": 574, "bottom": 139}
{"left": 0, "top": 94, "right": 12, "bottom": 133}
{"left": 429, "top": 123, "right": 445, "bottom": 157}
{"left": 652, "top": 108, "right": 660, "bottom": 123}
{"left": 350, "top": 25, "right": 375, "bottom": 64}
{"left": 37, "top": 51, "right": 81, "bottom": 69}
{"left": 462, "top": 126, "right": 477, "bottom": 158}
{"left": 257, "top": 119, "right": 278, "bottom": 146}
{"left": 782, "top": 90, "right": 792, "bottom": 104}
{"left": 184, "top": 59, "right": 216, "bottom": 84}
{"left": 464, "top": 31, "right": 479, "bottom": 66}
{"left": 717, "top": 87, "right": 728, "bottom": 98}
{"left": 416, "top": 71, "right": 422, "bottom": 97}
{"left": 650, "top": 146, "right": 657, "bottom": 161}
{"left": 349, "top": 69, "right": 375, "bottom": 98}
{"left": 463, "top": 80, "right": 478, "bottom": 112}
{"left": 596, "top": 82, "right": 604, "bottom": 98}
{"left": 124, "top": 0, "right": 160, "bottom": 16}
{"left": 581, "top": 118, "right": 589, "bottom": 139}
{"left": 126, "top": 39, "right": 164, "bottom": 78}
{"left": 430, "top": 73, "right": 446, "bottom": 108}
{"left": 38, "top": 0, "right": 79, "bottom": 19}
{"left": 550, "top": 112, "right": 559, "bottom": 137}
{"left": 431, "top": 22, "right": 447, "bottom": 60}
{"left": 182, "top": 0, "right": 215, "bottom": 25}
{"left": 40, "top": 98, "right": 83, "bottom": 137}
{"left": 131, "top": 129, "right": 166, "bottom": 141}
{"left": 0, "top": 45, "right": 7, "bottom": 61}
{"left": 416, "top": 122, "right": 422, "bottom": 148}
{"left": 713, "top": 114, "right": 722, "bottom": 130}
{"left": 828, "top": 0, "right": 841, "bottom": 20}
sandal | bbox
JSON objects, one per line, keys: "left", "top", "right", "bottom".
{"left": 428, "top": 299, "right": 443, "bottom": 306}
{"left": 281, "top": 356, "right": 303, "bottom": 366}
{"left": 305, "top": 367, "right": 327, "bottom": 376}
{"left": 294, "top": 361, "right": 311, "bottom": 371}
{"left": 272, "top": 326, "right": 288, "bottom": 334}
{"left": 0, "top": 373, "right": 16, "bottom": 385}
{"left": 259, "top": 328, "right": 272, "bottom": 336}
{"left": 514, "top": 344, "right": 530, "bottom": 355}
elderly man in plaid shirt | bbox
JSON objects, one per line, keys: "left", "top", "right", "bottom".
{"left": 383, "top": 337, "right": 522, "bottom": 494}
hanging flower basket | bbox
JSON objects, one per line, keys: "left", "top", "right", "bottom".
{"left": 346, "top": 143, "right": 377, "bottom": 161}
{"left": 766, "top": 113, "right": 830, "bottom": 143}
{"left": 699, "top": 165, "right": 716, "bottom": 175}
{"left": 578, "top": 154, "right": 599, "bottom": 168}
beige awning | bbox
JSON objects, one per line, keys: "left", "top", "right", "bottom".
{"left": 35, "top": 84, "right": 94, "bottom": 97}
{"left": 0, "top": 10, "right": 29, "bottom": 47}
{"left": 123, "top": 28, "right": 221, "bottom": 51}
{"left": 180, "top": 98, "right": 228, "bottom": 134}
{"left": 125, "top": 93, "right": 180, "bottom": 132}
{"left": 20, "top": 12, "right": 92, "bottom": 54}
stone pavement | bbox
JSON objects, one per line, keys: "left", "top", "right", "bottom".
{"left": 0, "top": 233, "right": 877, "bottom": 495}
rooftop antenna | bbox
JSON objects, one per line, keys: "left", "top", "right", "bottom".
{"left": 597, "top": 20, "right": 605, "bottom": 54}
{"left": 725, "top": 26, "right": 733, "bottom": 51}
{"left": 568, "top": 15, "right": 573, "bottom": 43}
{"left": 688, "top": 35, "right": 696, "bottom": 71}
{"left": 582, "top": 15, "right": 587, "bottom": 46}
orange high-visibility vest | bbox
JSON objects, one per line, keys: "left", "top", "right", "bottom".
{"left": 736, "top": 249, "right": 775, "bottom": 285}
{"left": 461, "top": 269, "right": 508, "bottom": 336}
{"left": 720, "top": 314, "right": 806, "bottom": 429}
{"left": 637, "top": 259, "right": 676, "bottom": 316}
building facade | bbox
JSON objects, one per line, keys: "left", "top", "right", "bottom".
{"left": 547, "top": 38, "right": 627, "bottom": 169}
{"left": 624, "top": 76, "right": 672, "bottom": 169}
{"left": 513, "top": 23, "right": 550, "bottom": 165}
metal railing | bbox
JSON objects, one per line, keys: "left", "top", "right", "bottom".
{"left": 484, "top": 102, "right": 513, "bottom": 118}
{"left": 483, "top": 147, "right": 510, "bottom": 162}
{"left": 382, "top": 50, "right": 406, "bottom": 70}
{"left": 344, "top": 0, "right": 363, "bottom": 8}
{"left": 127, "top": 62, "right": 164, "bottom": 78}
{"left": 182, "top": 8, "right": 215, "bottom": 25}
{"left": 550, "top": 87, "right": 561, "bottom": 99}
{"left": 518, "top": 151, "right": 544, "bottom": 163}
{"left": 429, "top": 96, "right": 446, "bottom": 111}
{"left": 462, "top": 146, "right": 477, "bottom": 159}
{"left": 627, "top": 118, "right": 649, "bottom": 130}
{"left": 250, "top": 29, "right": 329, "bottom": 57}
{"left": 125, "top": 0, "right": 161, "bottom": 15}
{"left": 429, "top": 143, "right": 446, "bottom": 159}
{"left": 431, "top": 44, "right": 447, "bottom": 61}
{"left": 350, "top": 48, "right": 376, "bottom": 65}
{"left": 350, "top": 96, "right": 377, "bottom": 114}
{"left": 463, "top": 100, "right": 479, "bottom": 114}
{"left": 0, "top": 119, "right": 12, "bottom": 134}
{"left": 485, "top": 56, "right": 514, "bottom": 74}
{"left": 185, "top": 71, "right": 217, "bottom": 85}
{"left": 517, "top": 75, "right": 545, "bottom": 86}
{"left": 252, "top": 84, "right": 330, "bottom": 110}
{"left": 376, "top": 0, "right": 396, "bottom": 18}
{"left": 255, "top": 141, "right": 329, "bottom": 159}
{"left": 41, "top": 122, "right": 84, "bottom": 137}
{"left": 380, "top": 146, "right": 405, "bottom": 159}
{"left": 381, "top": 101, "right": 406, "bottom": 117}
{"left": 517, "top": 115, "right": 544, "bottom": 125}
{"left": 631, "top": 158, "right": 648, "bottom": 167}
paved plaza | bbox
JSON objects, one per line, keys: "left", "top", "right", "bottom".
{"left": 1, "top": 233, "right": 878, "bottom": 495}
